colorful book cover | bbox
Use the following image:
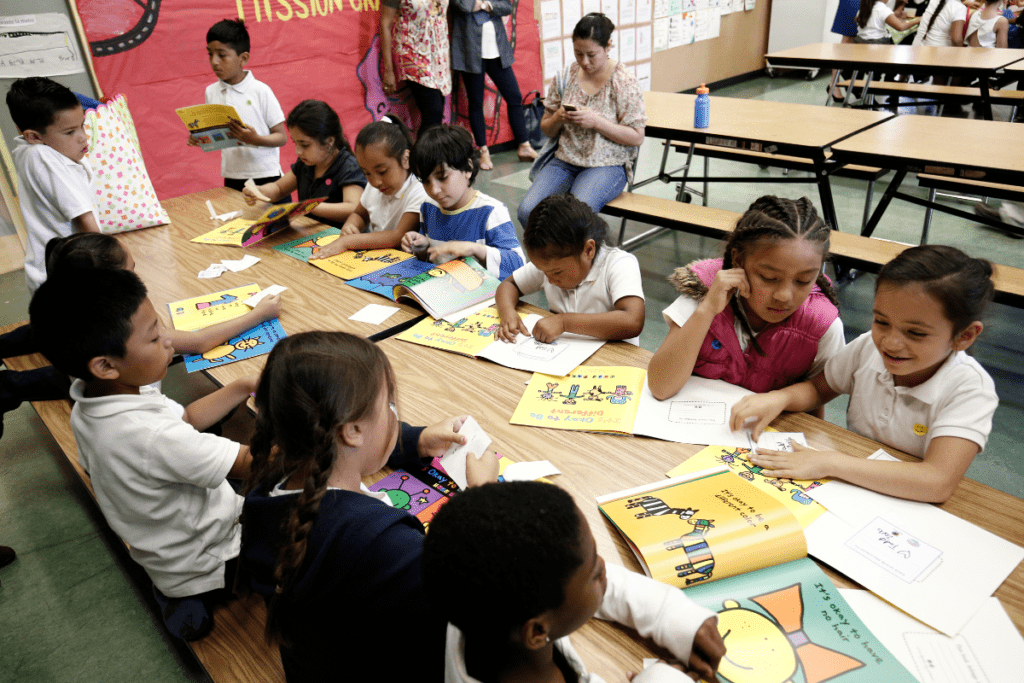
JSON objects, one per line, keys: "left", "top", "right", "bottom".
{"left": 311, "top": 248, "right": 415, "bottom": 280}
{"left": 168, "top": 283, "right": 261, "bottom": 332}
{"left": 273, "top": 228, "right": 341, "bottom": 261}
{"left": 668, "top": 445, "right": 827, "bottom": 529}
{"left": 182, "top": 319, "right": 286, "bottom": 373}
{"left": 597, "top": 467, "right": 806, "bottom": 587}
{"left": 190, "top": 198, "right": 323, "bottom": 247}
{"left": 175, "top": 103, "right": 244, "bottom": 152}
{"left": 345, "top": 258, "right": 436, "bottom": 300}
{"left": 683, "top": 557, "right": 917, "bottom": 683}
{"left": 392, "top": 257, "right": 499, "bottom": 319}
{"left": 368, "top": 469, "right": 452, "bottom": 529}
{"left": 395, "top": 306, "right": 505, "bottom": 357}
{"left": 510, "top": 366, "right": 646, "bottom": 435}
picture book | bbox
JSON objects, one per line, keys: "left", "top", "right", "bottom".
{"left": 369, "top": 468, "right": 454, "bottom": 530}
{"left": 176, "top": 103, "right": 245, "bottom": 152}
{"left": 182, "top": 319, "right": 286, "bottom": 372}
{"left": 311, "top": 248, "right": 415, "bottom": 280}
{"left": 511, "top": 369, "right": 753, "bottom": 446}
{"left": 475, "top": 316, "right": 606, "bottom": 376}
{"left": 168, "top": 283, "right": 262, "bottom": 332}
{"left": 396, "top": 306, "right": 505, "bottom": 358}
{"left": 667, "top": 444, "right": 828, "bottom": 528}
{"left": 273, "top": 228, "right": 341, "bottom": 261}
{"left": 683, "top": 558, "right": 917, "bottom": 683}
{"left": 348, "top": 257, "right": 500, "bottom": 319}
{"left": 191, "top": 198, "right": 324, "bottom": 247}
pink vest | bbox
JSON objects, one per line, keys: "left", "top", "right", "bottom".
{"left": 690, "top": 259, "right": 839, "bottom": 393}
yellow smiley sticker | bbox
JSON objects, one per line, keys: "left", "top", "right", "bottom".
{"left": 913, "top": 423, "right": 928, "bottom": 437}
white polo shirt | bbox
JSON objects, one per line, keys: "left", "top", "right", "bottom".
{"left": 361, "top": 172, "right": 428, "bottom": 232}
{"left": 512, "top": 246, "right": 645, "bottom": 345}
{"left": 205, "top": 71, "right": 285, "bottom": 180}
{"left": 824, "top": 332, "right": 998, "bottom": 458}
{"left": 12, "top": 136, "right": 94, "bottom": 295}
{"left": 69, "top": 380, "right": 243, "bottom": 597}
{"left": 859, "top": 2, "right": 895, "bottom": 41}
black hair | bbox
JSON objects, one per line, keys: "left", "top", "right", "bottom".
{"left": 409, "top": 124, "right": 480, "bottom": 185}
{"left": 919, "top": 0, "right": 950, "bottom": 40}
{"left": 206, "top": 18, "right": 250, "bottom": 54}
{"left": 286, "top": 99, "right": 353, "bottom": 157}
{"left": 5, "top": 77, "right": 81, "bottom": 133}
{"left": 422, "top": 482, "right": 584, "bottom": 640}
{"left": 45, "top": 233, "right": 129, "bottom": 277}
{"left": 722, "top": 195, "right": 837, "bottom": 355}
{"left": 525, "top": 194, "right": 607, "bottom": 260}
{"left": 876, "top": 245, "right": 994, "bottom": 335}
{"left": 29, "top": 269, "right": 148, "bottom": 380}
{"left": 355, "top": 115, "right": 414, "bottom": 161}
{"left": 573, "top": 12, "right": 616, "bottom": 47}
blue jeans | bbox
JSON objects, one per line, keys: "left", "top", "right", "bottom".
{"left": 517, "top": 158, "right": 627, "bottom": 226}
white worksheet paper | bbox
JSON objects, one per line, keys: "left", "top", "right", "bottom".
{"left": 805, "top": 480, "right": 1024, "bottom": 635}
{"left": 439, "top": 416, "right": 492, "bottom": 490}
{"left": 348, "top": 304, "right": 400, "bottom": 325}
{"left": 631, "top": 376, "right": 753, "bottom": 447}
{"left": 840, "top": 590, "right": 1024, "bottom": 683}
{"left": 476, "top": 314, "right": 605, "bottom": 376}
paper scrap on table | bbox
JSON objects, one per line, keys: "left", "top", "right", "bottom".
{"left": 244, "top": 178, "right": 272, "bottom": 202}
{"left": 198, "top": 264, "right": 227, "bottom": 279}
{"left": 439, "top": 416, "right": 492, "bottom": 490}
{"left": 243, "top": 285, "right": 287, "bottom": 307}
{"left": 348, "top": 304, "right": 401, "bottom": 325}
{"left": 441, "top": 298, "right": 495, "bottom": 322}
{"left": 752, "top": 431, "right": 808, "bottom": 452}
{"left": 221, "top": 254, "right": 261, "bottom": 272}
{"left": 205, "top": 199, "right": 241, "bottom": 221}
{"left": 501, "top": 460, "right": 561, "bottom": 482}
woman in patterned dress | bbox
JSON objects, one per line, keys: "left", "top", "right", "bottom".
{"left": 380, "top": 0, "right": 452, "bottom": 134}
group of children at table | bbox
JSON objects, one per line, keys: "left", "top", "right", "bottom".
{"left": 839, "top": 0, "right": 1022, "bottom": 49}
{"left": 0, "top": 14, "right": 1002, "bottom": 683}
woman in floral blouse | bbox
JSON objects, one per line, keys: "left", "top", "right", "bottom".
{"left": 517, "top": 12, "right": 646, "bottom": 227}
{"left": 380, "top": 0, "right": 452, "bottom": 134}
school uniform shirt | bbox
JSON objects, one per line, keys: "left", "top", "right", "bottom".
{"left": 12, "top": 136, "right": 94, "bottom": 295}
{"left": 511, "top": 246, "right": 646, "bottom": 345}
{"left": 444, "top": 563, "right": 715, "bottom": 683}
{"left": 68, "top": 381, "right": 242, "bottom": 598}
{"left": 291, "top": 148, "right": 367, "bottom": 227}
{"left": 204, "top": 71, "right": 285, "bottom": 180}
{"left": 824, "top": 331, "right": 998, "bottom": 458}
{"left": 663, "top": 295, "right": 845, "bottom": 379}
{"left": 966, "top": 10, "right": 1002, "bottom": 47}
{"left": 913, "top": 0, "right": 968, "bottom": 46}
{"left": 361, "top": 172, "right": 428, "bottom": 232}
{"left": 859, "top": 1, "right": 895, "bottom": 41}
{"left": 420, "top": 190, "right": 524, "bottom": 280}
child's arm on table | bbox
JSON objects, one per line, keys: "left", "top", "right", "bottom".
{"left": 242, "top": 172, "right": 298, "bottom": 204}
{"left": 227, "top": 119, "right": 287, "bottom": 148}
{"left": 427, "top": 239, "right": 486, "bottom": 263}
{"left": 495, "top": 276, "right": 529, "bottom": 343}
{"left": 729, "top": 372, "right": 836, "bottom": 438}
{"left": 648, "top": 268, "right": 749, "bottom": 400}
{"left": 532, "top": 295, "right": 645, "bottom": 343}
{"left": 169, "top": 293, "right": 282, "bottom": 355}
{"left": 314, "top": 211, "right": 419, "bottom": 258}
{"left": 71, "top": 211, "right": 100, "bottom": 234}
{"left": 310, "top": 185, "right": 363, "bottom": 224}
{"left": 182, "top": 375, "right": 257, "bottom": 431}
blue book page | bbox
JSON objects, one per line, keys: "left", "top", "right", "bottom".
{"left": 682, "top": 557, "right": 917, "bottom": 683}
{"left": 344, "top": 258, "right": 434, "bottom": 300}
{"left": 183, "top": 319, "right": 287, "bottom": 372}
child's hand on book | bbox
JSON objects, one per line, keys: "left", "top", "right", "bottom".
{"left": 688, "top": 615, "right": 726, "bottom": 681}
{"left": 251, "top": 293, "right": 282, "bottom": 323}
{"left": 428, "top": 240, "right": 485, "bottom": 262}
{"left": 532, "top": 314, "right": 565, "bottom": 344}
{"left": 729, "top": 391, "right": 788, "bottom": 439}
{"left": 496, "top": 313, "right": 530, "bottom": 343}
{"left": 750, "top": 443, "right": 836, "bottom": 481}
{"left": 227, "top": 118, "right": 261, "bottom": 146}
{"left": 418, "top": 415, "right": 469, "bottom": 459}
{"left": 401, "top": 231, "right": 429, "bottom": 254}
{"left": 187, "top": 135, "right": 200, "bottom": 147}
{"left": 310, "top": 236, "right": 350, "bottom": 260}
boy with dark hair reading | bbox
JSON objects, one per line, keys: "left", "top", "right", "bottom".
{"left": 30, "top": 269, "right": 257, "bottom": 641}
{"left": 423, "top": 482, "right": 726, "bottom": 683}
{"left": 6, "top": 76, "right": 97, "bottom": 295}
{"left": 194, "top": 19, "right": 287, "bottom": 193}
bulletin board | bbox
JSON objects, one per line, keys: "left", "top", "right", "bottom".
{"left": 537, "top": 0, "right": 771, "bottom": 93}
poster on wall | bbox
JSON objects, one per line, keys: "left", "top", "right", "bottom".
{"left": 76, "top": 1, "right": 542, "bottom": 200}
{"left": 0, "top": 14, "right": 86, "bottom": 78}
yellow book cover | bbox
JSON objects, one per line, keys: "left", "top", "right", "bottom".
{"left": 395, "top": 307, "right": 506, "bottom": 357}
{"left": 191, "top": 217, "right": 253, "bottom": 245}
{"left": 510, "top": 366, "right": 645, "bottom": 434}
{"left": 597, "top": 467, "right": 807, "bottom": 588}
{"left": 667, "top": 444, "right": 828, "bottom": 528}
{"left": 175, "top": 104, "right": 243, "bottom": 152}
{"left": 191, "top": 199, "right": 322, "bottom": 247}
{"left": 311, "top": 248, "right": 414, "bottom": 280}
{"left": 167, "top": 283, "right": 261, "bottom": 332}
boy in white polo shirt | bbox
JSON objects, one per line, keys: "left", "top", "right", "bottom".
{"left": 192, "top": 19, "right": 287, "bottom": 195}
{"left": 6, "top": 77, "right": 97, "bottom": 295}
{"left": 496, "top": 194, "right": 646, "bottom": 345}
{"left": 30, "top": 268, "right": 257, "bottom": 641}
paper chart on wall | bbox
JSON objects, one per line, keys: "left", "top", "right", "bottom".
{"left": 563, "top": 38, "right": 575, "bottom": 71}
{"left": 637, "top": 0, "right": 653, "bottom": 22}
{"left": 0, "top": 14, "right": 86, "bottom": 78}
{"left": 583, "top": 0, "right": 601, "bottom": 14}
{"left": 608, "top": 30, "right": 620, "bottom": 62}
{"left": 653, "top": 17, "right": 669, "bottom": 51}
{"left": 667, "top": 15, "right": 685, "bottom": 48}
{"left": 671, "top": 0, "right": 685, "bottom": 13}
{"left": 620, "top": 0, "right": 636, "bottom": 25}
{"left": 709, "top": 7, "right": 722, "bottom": 38}
{"left": 563, "top": 0, "right": 582, "bottom": 35}
{"left": 653, "top": 0, "right": 669, "bottom": 19}
{"left": 543, "top": 40, "right": 563, "bottom": 78}
{"left": 745, "top": 0, "right": 756, "bottom": 10}
{"left": 694, "top": 9, "right": 710, "bottom": 41}
{"left": 720, "top": 0, "right": 732, "bottom": 14}
{"left": 619, "top": 27, "right": 637, "bottom": 64}
{"left": 541, "top": 1, "right": 562, "bottom": 40}
{"left": 602, "top": 0, "right": 619, "bottom": 25}
{"left": 636, "top": 25, "right": 653, "bottom": 60}
{"left": 694, "top": 0, "right": 707, "bottom": 9}
{"left": 732, "top": 0, "right": 744, "bottom": 11}
{"left": 636, "top": 61, "right": 652, "bottom": 92}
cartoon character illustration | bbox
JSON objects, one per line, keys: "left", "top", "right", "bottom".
{"left": 764, "top": 477, "right": 788, "bottom": 492}
{"left": 738, "top": 471, "right": 755, "bottom": 481}
{"left": 201, "top": 336, "right": 262, "bottom": 363}
{"left": 582, "top": 386, "right": 605, "bottom": 402}
{"left": 432, "top": 317, "right": 468, "bottom": 333}
{"left": 626, "top": 497, "right": 699, "bottom": 521}
{"left": 562, "top": 384, "right": 580, "bottom": 405}
{"left": 376, "top": 475, "right": 434, "bottom": 511}
{"left": 607, "top": 384, "right": 633, "bottom": 405}
{"left": 715, "top": 584, "right": 864, "bottom": 683}
{"left": 295, "top": 234, "right": 340, "bottom": 257}
{"left": 539, "top": 382, "right": 559, "bottom": 400}
{"left": 478, "top": 323, "right": 500, "bottom": 337}
{"left": 667, "top": 519, "right": 717, "bottom": 585}
{"left": 790, "top": 489, "right": 814, "bottom": 505}
{"left": 195, "top": 293, "right": 238, "bottom": 311}
{"left": 715, "top": 447, "right": 746, "bottom": 467}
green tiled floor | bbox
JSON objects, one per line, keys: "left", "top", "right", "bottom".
{"left": 2, "top": 72, "right": 1023, "bottom": 680}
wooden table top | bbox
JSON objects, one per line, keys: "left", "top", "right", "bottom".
{"left": 372, "top": 335, "right": 1024, "bottom": 678}
{"left": 643, "top": 91, "right": 893, "bottom": 154}
{"left": 119, "top": 188, "right": 424, "bottom": 379}
{"left": 766, "top": 42, "right": 1024, "bottom": 75}
{"left": 831, "top": 114, "right": 1024, "bottom": 184}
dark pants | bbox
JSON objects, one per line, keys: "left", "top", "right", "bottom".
{"left": 1, "top": 325, "right": 70, "bottom": 435}
{"left": 224, "top": 175, "right": 291, "bottom": 204}
{"left": 407, "top": 81, "right": 446, "bottom": 135}
{"left": 460, "top": 59, "right": 529, "bottom": 147}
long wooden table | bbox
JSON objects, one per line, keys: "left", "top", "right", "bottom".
{"left": 766, "top": 43, "right": 1024, "bottom": 119}
{"left": 642, "top": 91, "right": 895, "bottom": 232}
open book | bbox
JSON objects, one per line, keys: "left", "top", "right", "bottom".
{"left": 167, "top": 283, "right": 262, "bottom": 332}
{"left": 182, "top": 319, "right": 286, "bottom": 372}
{"left": 176, "top": 104, "right": 246, "bottom": 152}
{"left": 191, "top": 198, "right": 323, "bottom": 247}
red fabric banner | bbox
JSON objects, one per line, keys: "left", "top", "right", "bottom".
{"left": 76, "top": 0, "right": 542, "bottom": 199}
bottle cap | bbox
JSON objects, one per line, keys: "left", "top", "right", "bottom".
{"left": 696, "top": 84, "right": 709, "bottom": 95}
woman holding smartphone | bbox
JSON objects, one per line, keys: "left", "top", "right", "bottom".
{"left": 516, "top": 12, "right": 646, "bottom": 226}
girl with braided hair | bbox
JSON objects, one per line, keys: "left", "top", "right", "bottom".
{"left": 239, "top": 331, "right": 497, "bottom": 681}
{"left": 648, "top": 195, "right": 843, "bottom": 401}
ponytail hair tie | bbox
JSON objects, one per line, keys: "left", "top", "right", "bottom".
{"left": 381, "top": 115, "right": 394, "bottom": 124}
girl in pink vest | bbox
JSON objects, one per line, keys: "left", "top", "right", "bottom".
{"left": 649, "top": 196, "right": 842, "bottom": 400}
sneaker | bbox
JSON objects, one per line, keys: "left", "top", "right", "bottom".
{"left": 151, "top": 585, "right": 213, "bottom": 641}
{"left": 974, "top": 203, "right": 1024, "bottom": 239}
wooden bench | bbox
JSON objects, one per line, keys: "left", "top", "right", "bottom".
{"left": 837, "top": 79, "right": 1024, "bottom": 110}
{"left": 915, "top": 174, "right": 1024, "bottom": 242}
{"left": 0, "top": 321, "right": 284, "bottom": 683}
{"left": 601, "top": 192, "right": 1024, "bottom": 308}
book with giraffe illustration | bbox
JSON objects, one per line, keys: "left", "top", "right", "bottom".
{"left": 167, "top": 283, "right": 263, "bottom": 332}
{"left": 183, "top": 319, "right": 286, "bottom": 372}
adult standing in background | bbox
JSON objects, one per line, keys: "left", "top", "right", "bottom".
{"left": 380, "top": 0, "right": 451, "bottom": 134}
{"left": 450, "top": 0, "right": 538, "bottom": 170}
